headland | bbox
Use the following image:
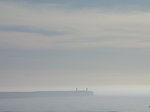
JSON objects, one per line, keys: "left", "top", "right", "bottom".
{"left": 0, "top": 88, "right": 94, "bottom": 98}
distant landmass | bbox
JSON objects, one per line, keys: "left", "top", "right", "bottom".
{"left": 0, "top": 89, "right": 94, "bottom": 98}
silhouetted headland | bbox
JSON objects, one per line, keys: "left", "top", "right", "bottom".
{"left": 0, "top": 88, "right": 94, "bottom": 98}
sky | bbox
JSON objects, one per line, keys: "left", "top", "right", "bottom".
{"left": 0, "top": 0, "right": 150, "bottom": 95}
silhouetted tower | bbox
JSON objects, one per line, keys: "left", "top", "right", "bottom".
{"left": 86, "top": 88, "right": 88, "bottom": 92}
{"left": 76, "top": 88, "right": 78, "bottom": 91}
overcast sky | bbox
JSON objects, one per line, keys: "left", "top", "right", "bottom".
{"left": 0, "top": 0, "right": 150, "bottom": 95}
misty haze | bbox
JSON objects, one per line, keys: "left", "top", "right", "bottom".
{"left": 0, "top": 0, "right": 150, "bottom": 112}
{"left": 0, "top": 90, "right": 150, "bottom": 112}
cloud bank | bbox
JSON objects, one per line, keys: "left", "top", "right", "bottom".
{"left": 0, "top": 1, "right": 150, "bottom": 50}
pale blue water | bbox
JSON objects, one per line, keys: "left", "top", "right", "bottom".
{"left": 0, "top": 96, "right": 150, "bottom": 112}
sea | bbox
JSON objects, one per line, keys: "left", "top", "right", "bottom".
{"left": 0, "top": 95, "right": 150, "bottom": 112}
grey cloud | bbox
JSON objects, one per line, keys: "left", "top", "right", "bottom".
{"left": 1, "top": 0, "right": 150, "bottom": 11}
{"left": 0, "top": 26, "right": 65, "bottom": 36}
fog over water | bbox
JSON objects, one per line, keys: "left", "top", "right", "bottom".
{"left": 0, "top": 0, "right": 150, "bottom": 112}
{"left": 0, "top": 93, "right": 150, "bottom": 112}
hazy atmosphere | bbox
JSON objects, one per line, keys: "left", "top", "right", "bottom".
{"left": 0, "top": 0, "right": 150, "bottom": 95}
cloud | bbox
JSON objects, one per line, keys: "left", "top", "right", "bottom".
{"left": 0, "top": 1, "right": 150, "bottom": 50}
{"left": 0, "top": 26, "right": 64, "bottom": 36}
{"left": 2, "top": 0, "right": 150, "bottom": 11}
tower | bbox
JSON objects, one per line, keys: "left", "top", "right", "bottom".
{"left": 86, "top": 88, "right": 88, "bottom": 92}
{"left": 76, "top": 88, "right": 78, "bottom": 91}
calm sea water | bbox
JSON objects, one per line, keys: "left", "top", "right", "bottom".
{"left": 0, "top": 95, "right": 150, "bottom": 112}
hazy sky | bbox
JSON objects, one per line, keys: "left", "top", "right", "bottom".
{"left": 0, "top": 0, "right": 150, "bottom": 95}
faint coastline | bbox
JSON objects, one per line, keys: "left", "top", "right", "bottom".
{"left": 0, "top": 89, "right": 94, "bottom": 98}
